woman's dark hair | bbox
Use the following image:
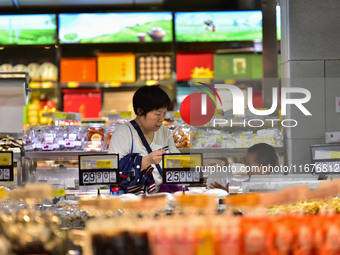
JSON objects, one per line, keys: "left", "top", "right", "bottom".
{"left": 247, "top": 143, "right": 278, "bottom": 166}
{"left": 133, "top": 85, "right": 170, "bottom": 116}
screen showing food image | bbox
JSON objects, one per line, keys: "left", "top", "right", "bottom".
{"left": 59, "top": 12, "right": 173, "bottom": 43}
{"left": 175, "top": 11, "right": 263, "bottom": 42}
{"left": 0, "top": 14, "right": 56, "bottom": 45}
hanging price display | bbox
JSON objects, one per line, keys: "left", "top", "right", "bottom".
{"left": 0, "top": 151, "right": 14, "bottom": 182}
{"left": 162, "top": 153, "right": 203, "bottom": 185}
{"left": 78, "top": 154, "right": 119, "bottom": 186}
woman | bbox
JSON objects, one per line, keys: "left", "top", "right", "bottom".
{"left": 108, "top": 85, "right": 179, "bottom": 194}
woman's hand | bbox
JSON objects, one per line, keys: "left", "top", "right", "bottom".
{"left": 141, "top": 150, "right": 166, "bottom": 170}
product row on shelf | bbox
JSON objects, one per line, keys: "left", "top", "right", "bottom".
{"left": 0, "top": 62, "right": 58, "bottom": 82}
{"left": 0, "top": 179, "right": 339, "bottom": 255}
{"left": 22, "top": 119, "right": 284, "bottom": 153}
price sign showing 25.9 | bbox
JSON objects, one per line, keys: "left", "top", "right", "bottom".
{"left": 162, "top": 153, "right": 203, "bottom": 185}
{"left": 0, "top": 151, "right": 14, "bottom": 182}
{"left": 78, "top": 154, "right": 119, "bottom": 186}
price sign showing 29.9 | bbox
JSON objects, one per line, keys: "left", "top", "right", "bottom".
{"left": 162, "top": 153, "right": 203, "bottom": 185}
{"left": 78, "top": 154, "right": 119, "bottom": 186}
{"left": 0, "top": 151, "right": 14, "bottom": 182}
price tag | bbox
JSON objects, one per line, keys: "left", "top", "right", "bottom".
{"left": 67, "top": 82, "right": 79, "bottom": 88}
{"left": 0, "top": 156, "right": 10, "bottom": 166}
{"left": 41, "top": 81, "right": 53, "bottom": 88}
{"left": 79, "top": 154, "right": 119, "bottom": 186}
{"left": 0, "top": 188, "right": 7, "bottom": 198}
{"left": 146, "top": 80, "right": 158, "bottom": 86}
{"left": 29, "top": 82, "right": 40, "bottom": 89}
{"left": 174, "top": 112, "right": 181, "bottom": 118}
{"left": 120, "top": 111, "right": 132, "bottom": 118}
{"left": 109, "top": 82, "right": 121, "bottom": 87}
{"left": 162, "top": 153, "right": 203, "bottom": 185}
{"left": 96, "top": 160, "right": 112, "bottom": 168}
{"left": 52, "top": 189, "right": 66, "bottom": 197}
{"left": 214, "top": 109, "right": 223, "bottom": 116}
{"left": 0, "top": 152, "right": 13, "bottom": 182}
{"left": 54, "top": 112, "right": 67, "bottom": 120}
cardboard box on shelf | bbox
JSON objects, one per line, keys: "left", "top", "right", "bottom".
{"left": 63, "top": 89, "right": 101, "bottom": 118}
{"left": 97, "top": 53, "right": 136, "bottom": 83}
{"left": 176, "top": 52, "right": 214, "bottom": 81}
{"left": 60, "top": 57, "right": 97, "bottom": 83}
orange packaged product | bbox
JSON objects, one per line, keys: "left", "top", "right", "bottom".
{"left": 60, "top": 57, "right": 97, "bottom": 83}
{"left": 214, "top": 217, "right": 241, "bottom": 255}
{"left": 319, "top": 214, "right": 340, "bottom": 255}
{"left": 241, "top": 217, "right": 271, "bottom": 255}
{"left": 292, "top": 215, "right": 317, "bottom": 255}
{"left": 86, "top": 124, "right": 105, "bottom": 142}
{"left": 268, "top": 216, "right": 295, "bottom": 255}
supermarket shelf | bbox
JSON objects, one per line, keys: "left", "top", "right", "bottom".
{"left": 29, "top": 81, "right": 58, "bottom": 89}
{"left": 60, "top": 79, "right": 174, "bottom": 89}
{"left": 179, "top": 147, "right": 284, "bottom": 158}
{"left": 25, "top": 151, "right": 106, "bottom": 161}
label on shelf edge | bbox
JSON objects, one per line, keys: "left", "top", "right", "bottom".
{"left": 120, "top": 111, "right": 132, "bottom": 118}
{"left": 29, "top": 82, "right": 40, "bottom": 89}
{"left": 54, "top": 112, "right": 67, "bottom": 120}
{"left": 67, "top": 82, "right": 79, "bottom": 88}
{"left": 52, "top": 189, "right": 66, "bottom": 197}
{"left": 41, "top": 81, "right": 53, "bottom": 88}
{"left": 174, "top": 112, "right": 181, "bottom": 118}
{"left": 109, "top": 82, "right": 121, "bottom": 87}
{"left": 146, "top": 80, "right": 158, "bottom": 86}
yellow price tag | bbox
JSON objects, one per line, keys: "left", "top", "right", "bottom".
{"left": 52, "top": 189, "right": 66, "bottom": 197}
{"left": 330, "top": 151, "right": 340, "bottom": 159}
{"left": 120, "top": 111, "right": 132, "bottom": 118}
{"left": 0, "top": 188, "right": 6, "bottom": 198}
{"left": 67, "top": 81, "right": 79, "bottom": 88}
{"left": 109, "top": 82, "right": 121, "bottom": 87}
{"left": 54, "top": 112, "right": 67, "bottom": 119}
{"left": 224, "top": 79, "right": 235, "bottom": 84}
{"left": 41, "top": 81, "right": 53, "bottom": 88}
{"left": 146, "top": 80, "right": 158, "bottom": 86}
{"left": 214, "top": 109, "right": 223, "bottom": 116}
{"left": 29, "top": 82, "right": 40, "bottom": 89}
{"left": 174, "top": 112, "right": 181, "bottom": 118}
{"left": 0, "top": 153, "right": 11, "bottom": 166}
{"left": 96, "top": 160, "right": 112, "bottom": 168}
{"left": 164, "top": 155, "right": 201, "bottom": 169}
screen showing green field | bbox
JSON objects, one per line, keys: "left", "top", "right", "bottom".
{"left": 59, "top": 12, "right": 173, "bottom": 43}
{"left": 0, "top": 14, "right": 56, "bottom": 45}
{"left": 175, "top": 11, "right": 263, "bottom": 42}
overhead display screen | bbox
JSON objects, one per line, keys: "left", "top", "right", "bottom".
{"left": 59, "top": 12, "right": 173, "bottom": 43}
{"left": 175, "top": 11, "right": 263, "bottom": 42}
{"left": 0, "top": 14, "right": 56, "bottom": 45}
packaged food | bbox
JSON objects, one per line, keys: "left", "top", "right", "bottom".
{"left": 86, "top": 124, "right": 105, "bottom": 142}
{"left": 66, "top": 125, "right": 84, "bottom": 151}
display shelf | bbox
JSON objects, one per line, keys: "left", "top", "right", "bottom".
{"left": 60, "top": 79, "right": 175, "bottom": 89}
{"left": 25, "top": 151, "right": 106, "bottom": 161}
{"left": 29, "top": 81, "right": 58, "bottom": 89}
